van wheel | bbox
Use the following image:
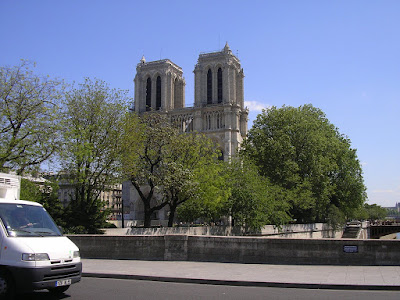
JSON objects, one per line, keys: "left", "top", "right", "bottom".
{"left": 0, "top": 270, "right": 15, "bottom": 300}
{"left": 48, "top": 285, "right": 70, "bottom": 295}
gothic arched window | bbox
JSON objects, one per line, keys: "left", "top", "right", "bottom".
{"left": 218, "top": 150, "right": 224, "bottom": 161}
{"left": 156, "top": 76, "right": 161, "bottom": 110}
{"left": 217, "top": 68, "right": 222, "bottom": 103}
{"left": 173, "top": 78, "right": 180, "bottom": 109}
{"left": 146, "top": 77, "right": 152, "bottom": 111}
{"left": 207, "top": 69, "right": 212, "bottom": 104}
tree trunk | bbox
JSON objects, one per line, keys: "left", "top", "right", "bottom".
{"left": 131, "top": 181, "right": 154, "bottom": 228}
{"left": 144, "top": 211, "right": 152, "bottom": 228}
{"left": 168, "top": 205, "right": 176, "bottom": 227}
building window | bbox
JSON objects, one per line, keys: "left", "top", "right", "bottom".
{"left": 146, "top": 77, "right": 152, "bottom": 111}
{"left": 217, "top": 68, "right": 222, "bottom": 103}
{"left": 156, "top": 76, "right": 161, "bottom": 110}
{"left": 207, "top": 69, "right": 212, "bottom": 104}
{"left": 218, "top": 151, "right": 224, "bottom": 161}
{"left": 217, "top": 112, "right": 222, "bottom": 128}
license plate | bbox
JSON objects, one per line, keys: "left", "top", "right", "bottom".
{"left": 56, "top": 279, "right": 71, "bottom": 287}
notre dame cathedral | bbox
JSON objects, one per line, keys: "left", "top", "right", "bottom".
{"left": 123, "top": 44, "right": 249, "bottom": 224}
{"left": 133, "top": 43, "right": 248, "bottom": 161}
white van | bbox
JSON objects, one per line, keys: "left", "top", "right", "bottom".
{"left": 0, "top": 173, "right": 82, "bottom": 298}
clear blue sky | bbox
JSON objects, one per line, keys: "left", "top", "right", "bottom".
{"left": 1, "top": 0, "right": 399, "bottom": 207}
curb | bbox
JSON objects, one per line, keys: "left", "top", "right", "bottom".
{"left": 82, "top": 273, "right": 400, "bottom": 291}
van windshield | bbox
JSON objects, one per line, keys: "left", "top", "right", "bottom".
{"left": 0, "top": 203, "right": 62, "bottom": 237}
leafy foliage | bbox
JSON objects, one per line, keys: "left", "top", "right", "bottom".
{"left": 223, "top": 160, "right": 291, "bottom": 231}
{"left": 60, "top": 78, "right": 132, "bottom": 233}
{"left": 241, "top": 104, "right": 366, "bottom": 223}
{"left": 123, "top": 113, "right": 225, "bottom": 227}
{"left": 122, "top": 113, "right": 174, "bottom": 227}
{"left": 20, "top": 178, "right": 42, "bottom": 202}
{"left": 162, "top": 133, "right": 223, "bottom": 226}
{"left": 177, "top": 159, "right": 291, "bottom": 231}
{"left": 177, "top": 159, "right": 229, "bottom": 224}
{"left": 326, "top": 204, "right": 346, "bottom": 231}
{"left": 37, "top": 179, "right": 66, "bottom": 228}
{"left": 357, "top": 203, "right": 388, "bottom": 221}
{"left": 0, "top": 61, "right": 63, "bottom": 174}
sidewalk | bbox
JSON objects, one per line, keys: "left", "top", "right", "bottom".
{"left": 81, "top": 259, "right": 400, "bottom": 290}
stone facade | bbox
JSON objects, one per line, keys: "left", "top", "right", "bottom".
{"left": 134, "top": 58, "right": 185, "bottom": 113}
{"left": 133, "top": 43, "right": 248, "bottom": 160}
{"left": 58, "top": 181, "right": 122, "bottom": 220}
{"left": 70, "top": 235, "right": 400, "bottom": 265}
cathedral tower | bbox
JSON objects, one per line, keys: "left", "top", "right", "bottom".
{"left": 127, "top": 45, "right": 249, "bottom": 224}
{"left": 134, "top": 57, "right": 185, "bottom": 113}
{"left": 192, "top": 43, "right": 248, "bottom": 159}
{"left": 133, "top": 44, "right": 248, "bottom": 161}
{"left": 194, "top": 42, "right": 244, "bottom": 108}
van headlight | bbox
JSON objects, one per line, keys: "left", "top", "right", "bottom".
{"left": 73, "top": 251, "right": 80, "bottom": 258}
{"left": 22, "top": 253, "right": 50, "bottom": 261}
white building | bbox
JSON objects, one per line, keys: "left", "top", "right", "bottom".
{"left": 0, "top": 173, "right": 20, "bottom": 200}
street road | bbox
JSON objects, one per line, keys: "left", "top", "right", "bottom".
{"left": 15, "top": 277, "right": 400, "bottom": 300}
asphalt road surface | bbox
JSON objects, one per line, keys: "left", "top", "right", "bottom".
{"left": 15, "top": 277, "right": 400, "bottom": 300}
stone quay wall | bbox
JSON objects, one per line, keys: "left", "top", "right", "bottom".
{"left": 104, "top": 223, "right": 345, "bottom": 239}
{"left": 68, "top": 235, "right": 400, "bottom": 266}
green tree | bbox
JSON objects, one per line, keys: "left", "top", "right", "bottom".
{"left": 60, "top": 78, "right": 132, "bottom": 233}
{"left": 362, "top": 203, "right": 387, "bottom": 221}
{"left": 176, "top": 159, "right": 229, "bottom": 224}
{"left": 241, "top": 104, "right": 366, "bottom": 223}
{"left": 223, "top": 160, "right": 291, "bottom": 231}
{"left": 122, "top": 113, "right": 226, "bottom": 227}
{"left": 38, "top": 179, "right": 66, "bottom": 229}
{"left": 122, "top": 113, "right": 173, "bottom": 228}
{"left": 0, "top": 61, "right": 63, "bottom": 174}
{"left": 20, "top": 178, "right": 41, "bottom": 202}
{"left": 177, "top": 159, "right": 291, "bottom": 231}
{"left": 326, "top": 204, "right": 346, "bottom": 231}
{"left": 162, "top": 133, "right": 222, "bottom": 227}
